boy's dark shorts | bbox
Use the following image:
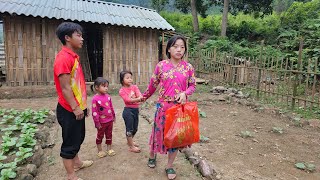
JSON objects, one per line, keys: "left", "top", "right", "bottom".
{"left": 56, "top": 103, "right": 87, "bottom": 159}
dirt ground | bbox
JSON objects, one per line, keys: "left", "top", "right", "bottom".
{"left": 190, "top": 93, "right": 320, "bottom": 180}
{"left": 0, "top": 96, "right": 200, "bottom": 180}
{"left": 1, "top": 92, "right": 320, "bottom": 180}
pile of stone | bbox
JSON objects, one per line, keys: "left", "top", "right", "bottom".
{"left": 210, "top": 86, "right": 247, "bottom": 99}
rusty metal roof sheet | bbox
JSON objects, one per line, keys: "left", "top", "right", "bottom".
{"left": 0, "top": 0, "right": 174, "bottom": 30}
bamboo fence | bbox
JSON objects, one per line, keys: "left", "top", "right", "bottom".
{"left": 188, "top": 40, "right": 320, "bottom": 111}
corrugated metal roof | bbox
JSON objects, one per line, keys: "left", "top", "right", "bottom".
{"left": 0, "top": 0, "right": 174, "bottom": 31}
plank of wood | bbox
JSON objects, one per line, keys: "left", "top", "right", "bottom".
{"left": 23, "top": 20, "right": 28, "bottom": 85}
{"left": 17, "top": 18, "right": 24, "bottom": 86}
{"left": 4, "top": 16, "right": 13, "bottom": 84}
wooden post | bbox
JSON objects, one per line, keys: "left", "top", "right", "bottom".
{"left": 162, "top": 32, "right": 166, "bottom": 60}
{"left": 311, "top": 58, "right": 318, "bottom": 109}
{"left": 213, "top": 48, "right": 217, "bottom": 82}
{"left": 292, "top": 38, "right": 303, "bottom": 109}
{"left": 257, "top": 40, "right": 264, "bottom": 100}
{"left": 17, "top": 20, "right": 24, "bottom": 86}
{"left": 185, "top": 37, "right": 189, "bottom": 60}
{"left": 3, "top": 16, "right": 9, "bottom": 86}
{"left": 196, "top": 46, "right": 201, "bottom": 73}
{"left": 305, "top": 59, "right": 311, "bottom": 109}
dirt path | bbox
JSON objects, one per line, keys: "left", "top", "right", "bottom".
{"left": 190, "top": 93, "right": 320, "bottom": 180}
{"left": 1, "top": 93, "right": 320, "bottom": 180}
{"left": 0, "top": 96, "right": 200, "bottom": 180}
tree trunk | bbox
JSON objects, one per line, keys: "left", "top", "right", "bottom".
{"left": 191, "top": 0, "right": 199, "bottom": 32}
{"left": 221, "top": 0, "right": 229, "bottom": 37}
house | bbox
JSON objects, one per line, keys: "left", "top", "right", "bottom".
{"left": 0, "top": 0, "right": 174, "bottom": 86}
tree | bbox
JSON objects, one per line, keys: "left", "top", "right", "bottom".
{"left": 190, "top": 0, "right": 199, "bottom": 32}
{"left": 174, "top": 0, "right": 212, "bottom": 32}
{"left": 221, "top": 0, "right": 229, "bottom": 37}
{"left": 174, "top": 0, "right": 211, "bottom": 18}
{"left": 174, "top": 0, "right": 190, "bottom": 13}
{"left": 216, "top": 0, "right": 274, "bottom": 37}
{"left": 273, "top": 0, "right": 312, "bottom": 14}
{"left": 214, "top": 0, "right": 273, "bottom": 16}
{"left": 151, "top": 0, "right": 169, "bottom": 12}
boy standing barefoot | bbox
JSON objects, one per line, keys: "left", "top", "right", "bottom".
{"left": 54, "top": 22, "right": 93, "bottom": 180}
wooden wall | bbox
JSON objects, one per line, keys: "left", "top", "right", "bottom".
{"left": 4, "top": 16, "right": 62, "bottom": 86}
{"left": 3, "top": 15, "right": 160, "bottom": 86}
{"left": 103, "top": 26, "right": 159, "bottom": 85}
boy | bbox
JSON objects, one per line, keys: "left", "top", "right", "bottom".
{"left": 54, "top": 22, "right": 93, "bottom": 180}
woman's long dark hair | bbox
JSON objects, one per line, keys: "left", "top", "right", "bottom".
{"left": 166, "top": 35, "right": 187, "bottom": 59}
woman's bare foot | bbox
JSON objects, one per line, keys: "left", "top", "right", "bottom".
{"left": 67, "top": 173, "right": 82, "bottom": 180}
{"left": 133, "top": 141, "right": 139, "bottom": 147}
{"left": 129, "top": 146, "right": 141, "bottom": 153}
{"left": 127, "top": 141, "right": 139, "bottom": 147}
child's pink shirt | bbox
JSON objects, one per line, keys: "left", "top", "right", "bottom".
{"left": 91, "top": 94, "right": 115, "bottom": 127}
{"left": 119, "top": 85, "right": 142, "bottom": 108}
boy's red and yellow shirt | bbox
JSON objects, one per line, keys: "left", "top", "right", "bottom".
{"left": 54, "top": 46, "right": 87, "bottom": 112}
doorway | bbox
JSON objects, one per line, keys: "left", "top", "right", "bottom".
{"left": 83, "top": 24, "right": 103, "bottom": 81}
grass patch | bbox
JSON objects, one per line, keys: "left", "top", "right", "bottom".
{"left": 241, "top": 87, "right": 320, "bottom": 120}
{"left": 195, "top": 84, "right": 212, "bottom": 94}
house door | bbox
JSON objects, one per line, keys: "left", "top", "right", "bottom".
{"left": 85, "top": 24, "right": 103, "bottom": 81}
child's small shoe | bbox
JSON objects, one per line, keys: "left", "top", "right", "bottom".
{"left": 97, "top": 151, "right": 107, "bottom": 158}
{"left": 107, "top": 149, "right": 116, "bottom": 156}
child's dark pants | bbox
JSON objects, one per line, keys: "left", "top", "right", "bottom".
{"left": 122, "top": 107, "right": 139, "bottom": 137}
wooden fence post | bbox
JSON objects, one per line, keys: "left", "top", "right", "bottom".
{"left": 256, "top": 40, "right": 264, "bottom": 100}
{"left": 213, "top": 48, "right": 217, "bottom": 82}
{"left": 292, "top": 38, "right": 304, "bottom": 109}
{"left": 162, "top": 32, "right": 166, "bottom": 60}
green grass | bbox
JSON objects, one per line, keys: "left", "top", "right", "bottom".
{"left": 195, "top": 84, "right": 212, "bottom": 94}
{"left": 241, "top": 87, "right": 320, "bottom": 119}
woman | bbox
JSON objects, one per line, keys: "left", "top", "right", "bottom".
{"left": 142, "top": 35, "right": 196, "bottom": 180}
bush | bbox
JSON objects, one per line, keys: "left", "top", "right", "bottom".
{"left": 199, "top": 15, "right": 221, "bottom": 35}
{"left": 280, "top": 0, "right": 320, "bottom": 29}
{"left": 201, "top": 38, "right": 284, "bottom": 58}
{"left": 227, "top": 13, "right": 280, "bottom": 43}
{"left": 160, "top": 1, "right": 319, "bottom": 60}
{"left": 160, "top": 11, "right": 193, "bottom": 35}
{"left": 161, "top": 11, "right": 281, "bottom": 44}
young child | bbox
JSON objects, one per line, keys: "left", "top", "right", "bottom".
{"left": 91, "top": 77, "right": 116, "bottom": 158}
{"left": 119, "top": 70, "right": 143, "bottom": 153}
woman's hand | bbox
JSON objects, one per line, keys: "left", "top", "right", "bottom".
{"left": 174, "top": 92, "right": 186, "bottom": 104}
{"left": 139, "top": 96, "right": 146, "bottom": 102}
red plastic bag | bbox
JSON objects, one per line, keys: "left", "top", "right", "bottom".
{"left": 164, "top": 102, "right": 200, "bottom": 149}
